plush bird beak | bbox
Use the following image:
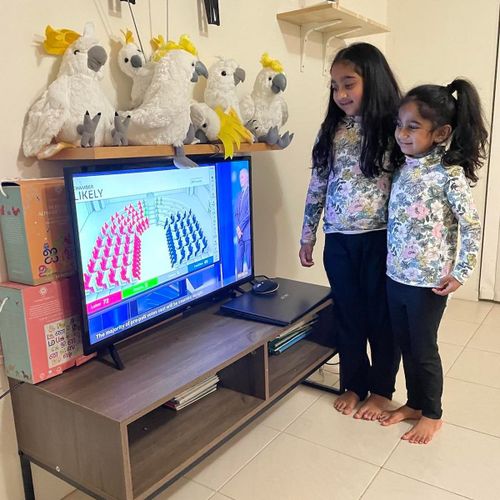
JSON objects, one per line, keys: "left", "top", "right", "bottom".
{"left": 271, "top": 73, "right": 287, "bottom": 94}
{"left": 87, "top": 45, "right": 107, "bottom": 72}
{"left": 191, "top": 61, "right": 209, "bottom": 82}
{"left": 234, "top": 67, "right": 245, "bottom": 86}
{"left": 130, "top": 54, "right": 143, "bottom": 68}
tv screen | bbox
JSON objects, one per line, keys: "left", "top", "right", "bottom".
{"left": 64, "top": 156, "right": 253, "bottom": 355}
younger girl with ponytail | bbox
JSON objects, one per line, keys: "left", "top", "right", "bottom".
{"left": 379, "top": 79, "right": 488, "bottom": 444}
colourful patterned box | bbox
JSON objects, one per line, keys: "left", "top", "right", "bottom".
{"left": 0, "top": 178, "right": 75, "bottom": 285}
{"left": 0, "top": 277, "right": 92, "bottom": 384}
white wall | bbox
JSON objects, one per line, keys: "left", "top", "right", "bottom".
{"left": 0, "top": 1, "right": 497, "bottom": 498}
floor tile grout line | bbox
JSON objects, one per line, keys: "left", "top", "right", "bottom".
{"left": 440, "top": 420, "right": 500, "bottom": 441}
{"left": 445, "top": 374, "right": 500, "bottom": 392}
{"left": 461, "top": 302, "right": 495, "bottom": 351}
{"left": 190, "top": 430, "right": 283, "bottom": 494}
{"left": 277, "top": 387, "right": 328, "bottom": 434}
{"left": 450, "top": 344, "right": 500, "bottom": 356}
{"left": 442, "top": 345, "right": 466, "bottom": 376}
{"left": 187, "top": 387, "right": 324, "bottom": 493}
{"left": 207, "top": 488, "right": 235, "bottom": 500}
{"left": 281, "top": 428, "right": 398, "bottom": 469}
{"left": 376, "top": 468, "right": 474, "bottom": 499}
{"left": 358, "top": 466, "right": 383, "bottom": 499}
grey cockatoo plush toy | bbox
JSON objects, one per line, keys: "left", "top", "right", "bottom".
{"left": 117, "top": 29, "right": 154, "bottom": 109}
{"left": 204, "top": 58, "right": 246, "bottom": 119}
{"left": 23, "top": 23, "right": 115, "bottom": 158}
{"left": 125, "top": 35, "right": 208, "bottom": 168}
{"left": 239, "top": 53, "right": 293, "bottom": 148}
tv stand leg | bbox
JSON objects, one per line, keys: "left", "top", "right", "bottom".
{"left": 108, "top": 345, "right": 125, "bottom": 370}
{"left": 19, "top": 452, "right": 35, "bottom": 500}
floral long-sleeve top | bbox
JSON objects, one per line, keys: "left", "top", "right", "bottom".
{"left": 387, "top": 147, "right": 481, "bottom": 287}
{"left": 301, "top": 116, "right": 392, "bottom": 243}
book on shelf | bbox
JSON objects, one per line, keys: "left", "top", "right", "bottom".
{"left": 268, "top": 319, "right": 317, "bottom": 355}
{"left": 165, "top": 374, "right": 219, "bottom": 410}
{"left": 273, "top": 316, "right": 318, "bottom": 341}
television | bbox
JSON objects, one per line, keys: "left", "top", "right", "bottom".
{"left": 64, "top": 156, "right": 254, "bottom": 362}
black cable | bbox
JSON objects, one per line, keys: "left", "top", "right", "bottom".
{"left": 0, "top": 381, "right": 24, "bottom": 400}
{"left": 126, "top": 0, "right": 145, "bottom": 55}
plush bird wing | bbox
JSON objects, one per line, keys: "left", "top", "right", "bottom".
{"left": 279, "top": 96, "right": 288, "bottom": 127}
{"left": 239, "top": 94, "right": 255, "bottom": 124}
{"left": 23, "top": 76, "right": 70, "bottom": 157}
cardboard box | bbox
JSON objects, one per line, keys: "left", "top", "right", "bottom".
{"left": 0, "top": 277, "right": 93, "bottom": 384}
{"left": 0, "top": 178, "right": 75, "bottom": 285}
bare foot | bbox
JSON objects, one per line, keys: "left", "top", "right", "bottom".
{"left": 379, "top": 405, "right": 422, "bottom": 426}
{"left": 333, "top": 391, "right": 360, "bottom": 415}
{"left": 402, "top": 416, "right": 442, "bottom": 444}
{"left": 354, "top": 394, "right": 390, "bottom": 420}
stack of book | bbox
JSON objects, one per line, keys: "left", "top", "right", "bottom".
{"left": 164, "top": 374, "right": 219, "bottom": 411}
{"left": 268, "top": 318, "right": 317, "bottom": 355}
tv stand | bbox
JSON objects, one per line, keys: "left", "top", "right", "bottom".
{"left": 108, "top": 345, "right": 125, "bottom": 371}
{"left": 11, "top": 292, "right": 336, "bottom": 500}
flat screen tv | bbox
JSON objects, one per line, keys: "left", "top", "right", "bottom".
{"left": 64, "top": 156, "right": 253, "bottom": 361}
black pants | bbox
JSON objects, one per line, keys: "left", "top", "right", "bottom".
{"left": 386, "top": 278, "right": 447, "bottom": 419}
{"left": 323, "top": 231, "right": 399, "bottom": 401}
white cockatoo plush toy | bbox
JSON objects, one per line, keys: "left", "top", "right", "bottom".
{"left": 125, "top": 35, "right": 208, "bottom": 168}
{"left": 239, "top": 53, "right": 293, "bottom": 148}
{"left": 204, "top": 58, "right": 246, "bottom": 119}
{"left": 190, "top": 102, "right": 253, "bottom": 158}
{"left": 23, "top": 23, "right": 115, "bottom": 158}
{"left": 117, "top": 29, "right": 154, "bottom": 109}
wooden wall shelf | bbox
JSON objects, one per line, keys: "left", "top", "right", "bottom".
{"left": 11, "top": 286, "right": 336, "bottom": 499}
{"left": 277, "top": 1, "right": 389, "bottom": 72}
{"left": 48, "top": 142, "right": 278, "bottom": 161}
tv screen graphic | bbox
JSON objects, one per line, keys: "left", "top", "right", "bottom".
{"left": 65, "top": 157, "right": 253, "bottom": 354}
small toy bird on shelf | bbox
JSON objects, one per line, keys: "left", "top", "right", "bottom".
{"left": 23, "top": 23, "right": 115, "bottom": 159}
{"left": 190, "top": 103, "right": 253, "bottom": 159}
{"left": 240, "top": 53, "right": 293, "bottom": 148}
{"left": 125, "top": 35, "right": 208, "bottom": 168}
{"left": 117, "top": 29, "right": 154, "bottom": 109}
{"left": 204, "top": 57, "right": 246, "bottom": 119}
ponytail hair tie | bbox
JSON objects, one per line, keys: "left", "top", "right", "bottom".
{"left": 446, "top": 82, "right": 456, "bottom": 96}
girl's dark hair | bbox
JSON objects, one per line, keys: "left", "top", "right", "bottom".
{"left": 396, "top": 79, "right": 488, "bottom": 183}
{"left": 312, "top": 42, "right": 401, "bottom": 178}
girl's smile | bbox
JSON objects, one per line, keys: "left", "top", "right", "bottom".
{"left": 395, "top": 101, "right": 451, "bottom": 157}
{"left": 330, "top": 61, "right": 363, "bottom": 117}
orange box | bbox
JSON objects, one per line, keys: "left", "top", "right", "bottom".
{"left": 0, "top": 178, "right": 75, "bottom": 285}
{"left": 0, "top": 277, "right": 93, "bottom": 384}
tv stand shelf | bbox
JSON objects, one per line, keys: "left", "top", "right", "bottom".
{"left": 11, "top": 297, "right": 335, "bottom": 500}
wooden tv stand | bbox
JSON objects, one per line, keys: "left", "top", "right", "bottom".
{"left": 10, "top": 295, "right": 336, "bottom": 500}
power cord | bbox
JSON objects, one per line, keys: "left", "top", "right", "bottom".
{"left": 123, "top": 0, "right": 145, "bottom": 55}
{"left": 0, "top": 381, "right": 24, "bottom": 401}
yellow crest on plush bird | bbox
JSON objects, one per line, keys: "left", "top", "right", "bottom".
{"left": 43, "top": 26, "right": 81, "bottom": 56}
{"left": 121, "top": 29, "right": 134, "bottom": 45}
{"left": 260, "top": 53, "right": 283, "bottom": 73}
{"left": 152, "top": 34, "right": 198, "bottom": 62}
{"left": 151, "top": 34, "right": 167, "bottom": 61}
{"left": 215, "top": 107, "right": 253, "bottom": 159}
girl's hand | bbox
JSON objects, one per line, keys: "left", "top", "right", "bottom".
{"left": 432, "top": 275, "right": 461, "bottom": 296}
{"left": 299, "top": 242, "right": 315, "bottom": 267}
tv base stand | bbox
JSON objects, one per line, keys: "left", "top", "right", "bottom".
{"left": 11, "top": 295, "right": 335, "bottom": 500}
{"left": 98, "top": 344, "right": 125, "bottom": 371}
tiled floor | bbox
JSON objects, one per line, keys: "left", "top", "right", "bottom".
{"left": 65, "top": 299, "right": 500, "bottom": 500}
